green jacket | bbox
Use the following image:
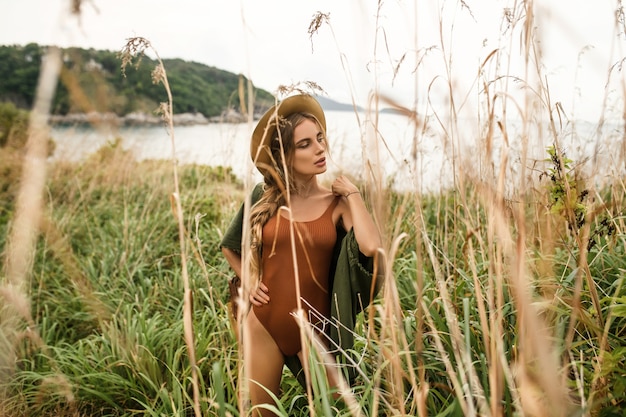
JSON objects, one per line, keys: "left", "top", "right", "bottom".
{"left": 219, "top": 183, "right": 382, "bottom": 385}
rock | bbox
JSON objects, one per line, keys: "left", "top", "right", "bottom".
{"left": 172, "top": 113, "right": 209, "bottom": 125}
{"left": 123, "top": 112, "right": 161, "bottom": 126}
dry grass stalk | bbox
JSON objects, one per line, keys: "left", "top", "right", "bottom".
{"left": 1, "top": 46, "right": 62, "bottom": 395}
{"left": 119, "top": 36, "right": 201, "bottom": 417}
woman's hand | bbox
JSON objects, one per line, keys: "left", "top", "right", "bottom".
{"left": 249, "top": 281, "right": 270, "bottom": 307}
{"left": 331, "top": 175, "right": 359, "bottom": 197}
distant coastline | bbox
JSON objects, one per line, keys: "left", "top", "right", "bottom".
{"left": 48, "top": 109, "right": 251, "bottom": 126}
{"left": 48, "top": 96, "right": 402, "bottom": 127}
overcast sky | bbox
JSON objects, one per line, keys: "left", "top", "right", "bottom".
{"left": 1, "top": 0, "right": 624, "bottom": 121}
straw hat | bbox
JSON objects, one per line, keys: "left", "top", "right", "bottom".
{"left": 250, "top": 94, "right": 326, "bottom": 175}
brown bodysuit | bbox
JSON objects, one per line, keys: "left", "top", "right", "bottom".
{"left": 253, "top": 197, "right": 339, "bottom": 356}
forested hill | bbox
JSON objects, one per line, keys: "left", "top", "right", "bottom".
{"left": 0, "top": 43, "right": 276, "bottom": 119}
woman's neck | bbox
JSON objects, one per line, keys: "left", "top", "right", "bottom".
{"left": 291, "top": 175, "right": 318, "bottom": 198}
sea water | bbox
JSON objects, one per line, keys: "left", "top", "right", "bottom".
{"left": 49, "top": 110, "right": 623, "bottom": 193}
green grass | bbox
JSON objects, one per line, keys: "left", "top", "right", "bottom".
{"left": 1, "top": 136, "right": 246, "bottom": 416}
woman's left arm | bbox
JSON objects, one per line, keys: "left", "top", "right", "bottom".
{"left": 332, "top": 176, "right": 381, "bottom": 257}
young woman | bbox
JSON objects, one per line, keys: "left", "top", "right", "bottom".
{"left": 220, "top": 94, "right": 381, "bottom": 415}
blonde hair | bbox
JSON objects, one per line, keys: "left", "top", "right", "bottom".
{"left": 248, "top": 112, "right": 326, "bottom": 282}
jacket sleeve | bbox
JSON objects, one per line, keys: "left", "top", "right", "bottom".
{"left": 328, "top": 228, "right": 383, "bottom": 383}
{"left": 219, "top": 183, "right": 264, "bottom": 252}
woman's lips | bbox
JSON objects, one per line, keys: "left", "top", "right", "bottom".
{"left": 315, "top": 158, "right": 326, "bottom": 167}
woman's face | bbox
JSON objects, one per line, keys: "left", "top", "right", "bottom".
{"left": 290, "top": 118, "right": 327, "bottom": 178}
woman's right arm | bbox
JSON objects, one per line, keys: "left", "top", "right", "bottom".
{"left": 221, "top": 247, "right": 242, "bottom": 278}
{"left": 222, "top": 247, "right": 269, "bottom": 306}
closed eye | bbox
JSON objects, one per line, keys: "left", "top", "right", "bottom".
{"left": 296, "top": 133, "right": 325, "bottom": 148}
{"left": 297, "top": 139, "right": 311, "bottom": 148}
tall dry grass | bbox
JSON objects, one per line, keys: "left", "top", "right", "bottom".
{"left": 301, "top": 1, "right": 625, "bottom": 415}
{"left": 1, "top": 1, "right": 626, "bottom": 416}
{"left": 1, "top": 45, "right": 63, "bottom": 415}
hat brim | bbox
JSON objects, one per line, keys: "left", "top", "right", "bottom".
{"left": 250, "top": 94, "right": 326, "bottom": 175}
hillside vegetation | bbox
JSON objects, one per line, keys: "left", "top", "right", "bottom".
{"left": 0, "top": 43, "right": 275, "bottom": 117}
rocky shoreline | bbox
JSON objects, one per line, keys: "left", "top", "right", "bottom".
{"left": 49, "top": 109, "right": 251, "bottom": 127}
